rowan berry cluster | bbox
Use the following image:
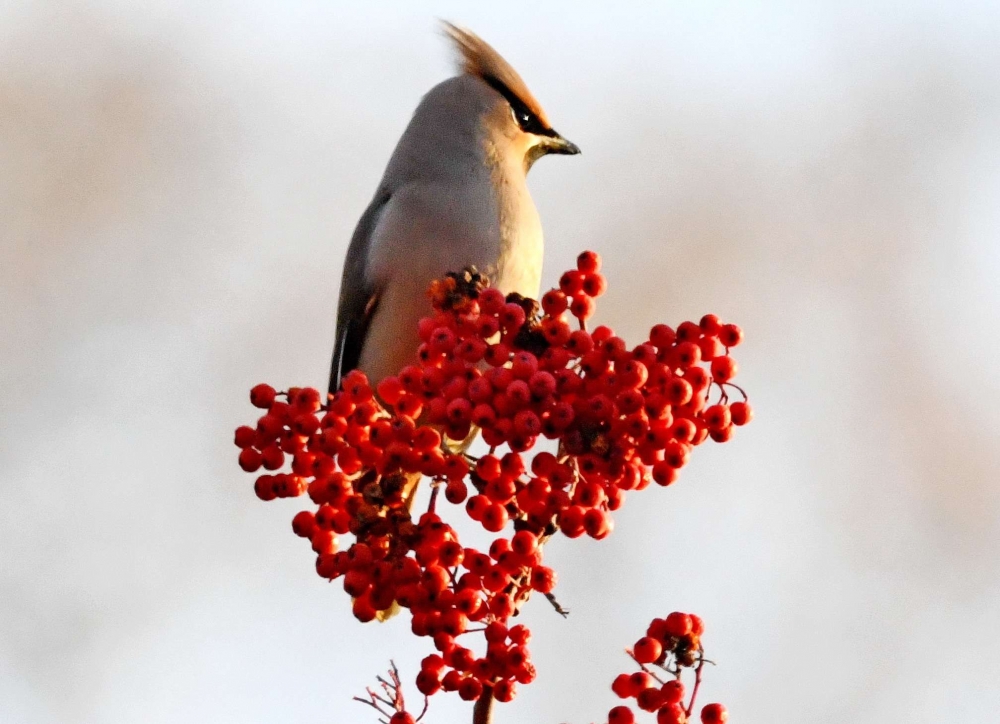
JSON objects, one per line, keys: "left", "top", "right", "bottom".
{"left": 233, "top": 251, "right": 750, "bottom": 719}
{"left": 607, "top": 612, "right": 727, "bottom": 724}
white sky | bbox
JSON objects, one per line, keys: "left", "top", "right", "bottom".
{"left": 2, "top": 2, "right": 999, "bottom": 723}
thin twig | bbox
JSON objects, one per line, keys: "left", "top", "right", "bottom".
{"left": 415, "top": 695, "right": 429, "bottom": 722}
{"left": 724, "top": 381, "right": 749, "bottom": 401}
{"left": 543, "top": 592, "right": 570, "bottom": 618}
{"left": 685, "top": 647, "right": 706, "bottom": 718}
{"left": 625, "top": 649, "right": 667, "bottom": 685}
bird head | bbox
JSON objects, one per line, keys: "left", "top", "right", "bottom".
{"left": 443, "top": 22, "right": 580, "bottom": 172}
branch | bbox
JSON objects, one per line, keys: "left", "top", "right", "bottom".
{"left": 473, "top": 687, "right": 494, "bottom": 724}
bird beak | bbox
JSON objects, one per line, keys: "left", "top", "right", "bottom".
{"left": 545, "top": 132, "right": 581, "bottom": 156}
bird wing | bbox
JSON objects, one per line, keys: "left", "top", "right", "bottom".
{"left": 328, "top": 188, "right": 391, "bottom": 396}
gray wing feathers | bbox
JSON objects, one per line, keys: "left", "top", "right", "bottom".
{"left": 328, "top": 188, "right": 391, "bottom": 396}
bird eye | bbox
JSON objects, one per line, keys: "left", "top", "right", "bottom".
{"left": 510, "top": 105, "right": 546, "bottom": 135}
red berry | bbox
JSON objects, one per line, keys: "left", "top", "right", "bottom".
{"left": 656, "top": 703, "right": 686, "bottom": 724}
{"left": 542, "top": 289, "right": 569, "bottom": 316}
{"left": 311, "top": 530, "right": 338, "bottom": 555}
{"left": 260, "top": 445, "right": 284, "bottom": 470}
{"left": 389, "top": 713, "right": 415, "bottom": 724}
{"left": 479, "top": 287, "right": 506, "bottom": 314}
{"left": 673, "top": 341, "right": 701, "bottom": 368}
{"left": 633, "top": 636, "right": 663, "bottom": 664}
{"left": 466, "top": 495, "right": 490, "bottom": 521}
{"left": 701, "top": 703, "right": 728, "bottom": 724}
{"left": 500, "top": 303, "right": 526, "bottom": 331}
{"left": 509, "top": 624, "right": 531, "bottom": 645}
{"left": 529, "top": 566, "right": 556, "bottom": 593}
{"left": 457, "top": 676, "right": 483, "bottom": 701}
{"left": 612, "top": 673, "right": 634, "bottom": 698}
{"left": 351, "top": 594, "right": 376, "bottom": 623}
{"left": 664, "top": 612, "right": 692, "bottom": 637}
{"left": 558, "top": 506, "right": 586, "bottom": 538}
{"left": 234, "top": 426, "right": 256, "bottom": 448}
{"left": 729, "top": 401, "right": 753, "bottom": 426}
{"left": 481, "top": 502, "right": 509, "bottom": 532}
{"left": 511, "top": 530, "right": 538, "bottom": 556}
{"left": 291, "top": 510, "right": 317, "bottom": 538}
{"left": 559, "top": 270, "right": 585, "bottom": 295}
{"left": 493, "top": 679, "right": 516, "bottom": 702}
{"left": 719, "top": 323, "right": 743, "bottom": 347}
{"left": 652, "top": 461, "right": 679, "bottom": 487}
{"left": 703, "top": 404, "right": 731, "bottom": 431}
{"left": 710, "top": 355, "right": 738, "bottom": 382}
{"left": 608, "top": 705, "right": 635, "bottom": 724}
{"left": 649, "top": 324, "right": 676, "bottom": 348}
{"left": 415, "top": 669, "right": 441, "bottom": 696}
{"left": 699, "top": 314, "right": 721, "bottom": 334}
{"left": 250, "top": 383, "right": 276, "bottom": 408}
{"left": 660, "top": 680, "right": 684, "bottom": 705}
{"left": 690, "top": 614, "right": 705, "bottom": 636}
{"left": 577, "top": 250, "right": 602, "bottom": 273}
{"left": 699, "top": 335, "right": 724, "bottom": 360}
{"left": 476, "top": 454, "right": 502, "bottom": 481}
{"left": 445, "top": 479, "right": 468, "bottom": 504}
{"left": 637, "top": 686, "right": 663, "bottom": 711}
{"left": 238, "top": 447, "right": 262, "bottom": 472}
{"left": 581, "top": 272, "right": 607, "bottom": 297}
{"left": 710, "top": 425, "right": 734, "bottom": 442}
{"left": 629, "top": 671, "right": 656, "bottom": 693}
{"left": 254, "top": 475, "right": 277, "bottom": 501}
{"left": 583, "top": 508, "right": 613, "bottom": 539}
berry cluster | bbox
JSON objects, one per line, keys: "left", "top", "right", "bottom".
{"left": 607, "top": 613, "right": 728, "bottom": 724}
{"left": 233, "top": 251, "right": 750, "bottom": 717}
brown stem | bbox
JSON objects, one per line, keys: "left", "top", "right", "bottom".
{"left": 473, "top": 688, "right": 494, "bottom": 724}
{"left": 427, "top": 479, "right": 440, "bottom": 514}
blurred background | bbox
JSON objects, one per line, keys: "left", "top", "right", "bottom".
{"left": 2, "top": 2, "right": 999, "bottom": 723}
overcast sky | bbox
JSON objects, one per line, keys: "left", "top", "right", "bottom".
{"left": 2, "top": 2, "right": 999, "bottom": 723}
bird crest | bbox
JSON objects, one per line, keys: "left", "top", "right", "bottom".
{"left": 442, "top": 21, "right": 551, "bottom": 128}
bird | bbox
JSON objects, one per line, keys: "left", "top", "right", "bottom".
{"left": 328, "top": 22, "right": 580, "bottom": 399}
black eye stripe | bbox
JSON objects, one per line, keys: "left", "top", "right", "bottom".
{"left": 482, "top": 74, "right": 556, "bottom": 137}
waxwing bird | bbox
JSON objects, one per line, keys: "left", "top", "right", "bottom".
{"left": 328, "top": 22, "right": 580, "bottom": 397}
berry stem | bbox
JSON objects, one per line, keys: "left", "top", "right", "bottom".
{"left": 427, "top": 480, "right": 441, "bottom": 514}
{"left": 685, "top": 648, "right": 706, "bottom": 719}
{"left": 724, "top": 381, "right": 749, "bottom": 401}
